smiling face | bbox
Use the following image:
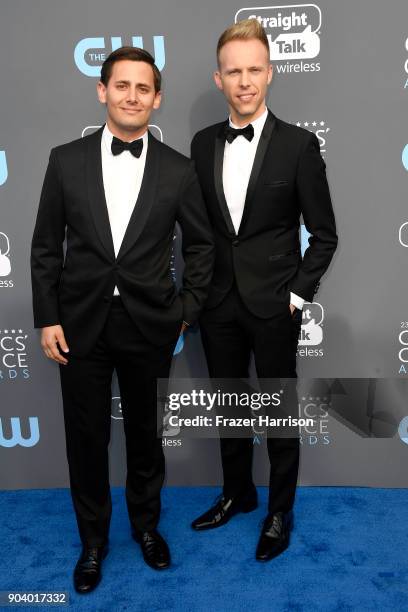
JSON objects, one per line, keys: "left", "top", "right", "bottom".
{"left": 215, "top": 38, "right": 272, "bottom": 126}
{"left": 97, "top": 59, "right": 161, "bottom": 141}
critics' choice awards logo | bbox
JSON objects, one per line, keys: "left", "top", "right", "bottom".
{"left": 295, "top": 121, "right": 330, "bottom": 157}
{"left": 74, "top": 36, "right": 165, "bottom": 77}
{"left": 398, "top": 326, "right": 408, "bottom": 375}
{"left": 398, "top": 224, "right": 408, "bottom": 375}
{"left": 0, "top": 417, "right": 39, "bottom": 448}
{"left": 235, "top": 4, "right": 321, "bottom": 74}
{"left": 0, "top": 150, "right": 7, "bottom": 186}
{"left": 0, "top": 329, "right": 30, "bottom": 381}
{"left": 298, "top": 395, "right": 330, "bottom": 445}
{"left": 0, "top": 232, "right": 14, "bottom": 288}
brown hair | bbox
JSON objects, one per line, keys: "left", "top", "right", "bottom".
{"left": 100, "top": 46, "right": 162, "bottom": 92}
{"left": 217, "top": 19, "right": 269, "bottom": 66}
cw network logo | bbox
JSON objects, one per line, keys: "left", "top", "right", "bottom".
{"left": 402, "top": 145, "right": 408, "bottom": 171}
{"left": 0, "top": 151, "right": 7, "bottom": 186}
{"left": 399, "top": 222, "right": 408, "bottom": 247}
{"left": 0, "top": 417, "right": 39, "bottom": 448}
{"left": 398, "top": 416, "right": 408, "bottom": 444}
{"left": 74, "top": 36, "right": 165, "bottom": 77}
{"left": 236, "top": 4, "right": 321, "bottom": 74}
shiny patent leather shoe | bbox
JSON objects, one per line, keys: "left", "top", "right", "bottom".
{"left": 256, "top": 511, "right": 293, "bottom": 561}
{"left": 191, "top": 488, "right": 258, "bottom": 531}
{"left": 73, "top": 545, "right": 108, "bottom": 593}
{"left": 133, "top": 529, "right": 170, "bottom": 570}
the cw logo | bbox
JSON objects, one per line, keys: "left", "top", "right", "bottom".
{"left": 74, "top": 36, "right": 165, "bottom": 77}
{"left": 0, "top": 417, "right": 40, "bottom": 448}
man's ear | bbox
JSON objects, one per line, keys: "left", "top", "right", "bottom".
{"left": 153, "top": 90, "right": 162, "bottom": 110}
{"left": 97, "top": 81, "right": 107, "bottom": 104}
{"left": 214, "top": 70, "right": 223, "bottom": 92}
{"left": 267, "top": 63, "right": 273, "bottom": 85}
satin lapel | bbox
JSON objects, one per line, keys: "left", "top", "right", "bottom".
{"left": 238, "top": 110, "right": 277, "bottom": 235}
{"left": 86, "top": 126, "right": 115, "bottom": 260}
{"left": 116, "top": 131, "right": 160, "bottom": 262}
{"left": 214, "top": 123, "right": 236, "bottom": 235}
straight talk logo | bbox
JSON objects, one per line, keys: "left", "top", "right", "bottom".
{"left": 235, "top": 4, "right": 322, "bottom": 74}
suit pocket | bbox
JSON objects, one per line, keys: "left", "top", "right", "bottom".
{"left": 268, "top": 249, "right": 300, "bottom": 261}
{"left": 264, "top": 180, "right": 289, "bottom": 187}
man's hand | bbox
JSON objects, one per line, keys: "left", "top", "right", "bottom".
{"left": 289, "top": 303, "right": 296, "bottom": 315}
{"left": 41, "top": 325, "right": 69, "bottom": 365}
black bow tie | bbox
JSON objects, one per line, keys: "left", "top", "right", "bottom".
{"left": 111, "top": 136, "right": 143, "bottom": 158}
{"left": 224, "top": 123, "right": 254, "bottom": 144}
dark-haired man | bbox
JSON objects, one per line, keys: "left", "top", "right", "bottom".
{"left": 191, "top": 20, "right": 337, "bottom": 560}
{"left": 31, "top": 47, "right": 214, "bottom": 591}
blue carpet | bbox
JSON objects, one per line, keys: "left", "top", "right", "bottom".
{"left": 0, "top": 487, "right": 407, "bottom": 611}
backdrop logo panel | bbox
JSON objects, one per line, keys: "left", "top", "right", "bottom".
{"left": 399, "top": 222, "right": 408, "bottom": 247}
{"left": 295, "top": 120, "right": 330, "bottom": 156}
{"left": 0, "top": 329, "right": 30, "bottom": 381}
{"left": 235, "top": 4, "right": 321, "bottom": 74}
{"left": 0, "top": 417, "right": 40, "bottom": 448}
{"left": 404, "top": 37, "right": 408, "bottom": 89}
{"left": 74, "top": 36, "right": 166, "bottom": 77}
{"left": 398, "top": 416, "right": 408, "bottom": 444}
{"left": 398, "top": 329, "right": 408, "bottom": 375}
{"left": 111, "top": 394, "right": 183, "bottom": 447}
{"left": 299, "top": 394, "right": 330, "bottom": 445}
{"left": 0, "top": 232, "right": 13, "bottom": 287}
{"left": 0, "top": 151, "right": 7, "bottom": 186}
{"left": 402, "top": 144, "right": 408, "bottom": 171}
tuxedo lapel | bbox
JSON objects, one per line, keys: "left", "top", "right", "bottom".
{"left": 214, "top": 123, "right": 236, "bottom": 235}
{"left": 238, "top": 110, "right": 276, "bottom": 234}
{"left": 86, "top": 126, "right": 116, "bottom": 260}
{"left": 116, "top": 131, "right": 160, "bottom": 261}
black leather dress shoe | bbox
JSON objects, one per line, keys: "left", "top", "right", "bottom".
{"left": 73, "top": 545, "right": 108, "bottom": 594}
{"left": 191, "top": 489, "right": 258, "bottom": 531}
{"left": 256, "top": 511, "right": 293, "bottom": 561}
{"left": 133, "top": 530, "right": 170, "bottom": 570}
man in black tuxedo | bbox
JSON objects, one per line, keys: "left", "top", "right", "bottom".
{"left": 31, "top": 47, "right": 214, "bottom": 591}
{"left": 190, "top": 20, "right": 337, "bottom": 560}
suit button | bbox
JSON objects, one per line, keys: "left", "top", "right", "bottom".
{"left": 232, "top": 239, "right": 240, "bottom": 247}
{"left": 104, "top": 296, "right": 111, "bottom": 303}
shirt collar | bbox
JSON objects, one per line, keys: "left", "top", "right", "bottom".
{"left": 229, "top": 107, "right": 268, "bottom": 139}
{"left": 102, "top": 124, "right": 148, "bottom": 156}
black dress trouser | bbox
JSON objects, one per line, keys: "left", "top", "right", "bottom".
{"left": 59, "top": 297, "right": 177, "bottom": 547}
{"left": 200, "top": 284, "right": 301, "bottom": 514}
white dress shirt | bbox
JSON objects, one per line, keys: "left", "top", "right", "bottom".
{"left": 101, "top": 124, "right": 148, "bottom": 295}
{"left": 222, "top": 107, "right": 304, "bottom": 310}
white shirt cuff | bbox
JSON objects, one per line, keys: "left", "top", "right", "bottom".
{"left": 290, "top": 292, "right": 305, "bottom": 310}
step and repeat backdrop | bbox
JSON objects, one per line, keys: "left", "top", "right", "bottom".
{"left": 1, "top": 0, "right": 408, "bottom": 489}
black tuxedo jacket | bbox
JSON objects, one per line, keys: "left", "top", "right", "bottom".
{"left": 31, "top": 127, "right": 214, "bottom": 356}
{"left": 191, "top": 110, "right": 337, "bottom": 316}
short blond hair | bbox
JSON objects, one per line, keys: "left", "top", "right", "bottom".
{"left": 217, "top": 19, "right": 269, "bottom": 66}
